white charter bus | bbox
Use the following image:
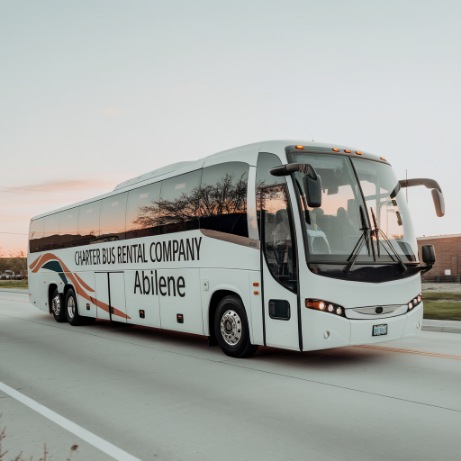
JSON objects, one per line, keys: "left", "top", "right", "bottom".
{"left": 28, "top": 141, "right": 444, "bottom": 357}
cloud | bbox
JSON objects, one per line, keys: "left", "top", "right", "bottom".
{"left": 0, "top": 179, "right": 120, "bottom": 253}
{"left": 2, "top": 179, "right": 116, "bottom": 194}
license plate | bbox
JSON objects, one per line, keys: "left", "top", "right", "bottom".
{"left": 372, "top": 324, "right": 388, "bottom": 336}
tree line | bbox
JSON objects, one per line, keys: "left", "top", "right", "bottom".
{"left": 0, "top": 250, "right": 27, "bottom": 276}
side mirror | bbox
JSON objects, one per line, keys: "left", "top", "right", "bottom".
{"left": 398, "top": 178, "right": 445, "bottom": 217}
{"left": 303, "top": 169, "right": 322, "bottom": 208}
{"left": 270, "top": 163, "right": 322, "bottom": 208}
{"left": 421, "top": 244, "right": 436, "bottom": 265}
{"left": 431, "top": 189, "right": 445, "bottom": 217}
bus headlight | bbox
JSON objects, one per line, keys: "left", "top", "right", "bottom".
{"left": 305, "top": 299, "right": 346, "bottom": 317}
{"left": 407, "top": 293, "right": 422, "bottom": 312}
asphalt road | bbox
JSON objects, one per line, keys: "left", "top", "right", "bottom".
{"left": 1, "top": 291, "right": 461, "bottom": 461}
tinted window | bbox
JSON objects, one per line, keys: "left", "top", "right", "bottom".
{"left": 42, "top": 214, "right": 60, "bottom": 251}
{"left": 29, "top": 218, "right": 45, "bottom": 253}
{"left": 125, "top": 182, "right": 161, "bottom": 239}
{"left": 257, "top": 152, "right": 297, "bottom": 291}
{"left": 77, "top": 202, "right": 101, "bottom": 246}
{"left": 199, "top": 162, "right": 249, "bottom": 237}
{"left": 99, "top": 193, "right": 128, "bottom": 242}
{"left": 59, "top": 209, "right": 79, "bottom": 248}
{"left": 29, "top": 165, "right": 250, "bottom": 251}
{"left": 155, "top": 170, "right": 202, "bottom": 234}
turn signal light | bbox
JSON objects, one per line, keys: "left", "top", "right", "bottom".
{"left": 305, "top": 299, "right": 346, "bottom": 317}
{"left": 407, "top": 294, "right": 422, "bottom": 312}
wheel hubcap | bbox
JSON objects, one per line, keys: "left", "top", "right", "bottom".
{"left": 52, "top": 296, "right": 61, "bottom": 316}
{"left": 67, "top": 296, "right": 75, "bottom": 319}
{"left": 220, "top": 310, "right": 242, "bottom": 346}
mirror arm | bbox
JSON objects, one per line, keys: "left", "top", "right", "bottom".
{"left": 270, "top": 163, "right": 316, "bottom": 178}
{"left": 397, "top": 178, "right": 445, "bottom": 217}
{"left": 399, "top": 178, "right": 442, "bottom": 193}
{"left": 270, "top": 163, "right": 321, "bottom": 208}
{"left": 419, "top": 263, "right": 433, "bottom": 275}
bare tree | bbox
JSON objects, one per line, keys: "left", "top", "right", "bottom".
{"left": 134, "top": 173, "right": 248, "bottom": 230}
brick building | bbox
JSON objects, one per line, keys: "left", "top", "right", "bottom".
{"left": 417, "top": 234, "right": 461, "bottom": 282}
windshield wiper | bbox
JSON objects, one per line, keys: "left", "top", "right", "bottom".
{"left": 343, "top": 206, "right": 372, "bottom": 274}
{"left": 369, "top": 207, "right": 407, "bottom": 273}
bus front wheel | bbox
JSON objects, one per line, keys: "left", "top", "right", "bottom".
{"left": 214, "top": 296, "right": 258, "bottom": 358}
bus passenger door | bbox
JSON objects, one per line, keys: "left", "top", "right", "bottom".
{"left": 260, "top": 186, "right": 301, "bottom": 351}
{"left": 95, "top": 272, "right": 127, "bottom": 322}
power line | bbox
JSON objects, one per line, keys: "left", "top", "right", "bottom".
{"left": 0, "top": 187, "right": 55, "bottom": 193}
{"left": 0, "top": 232, "right": 28, "bottom": 235}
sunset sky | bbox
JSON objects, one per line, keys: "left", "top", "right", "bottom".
{"left": 1, "top": 1, "right": 460, "bottom": 255}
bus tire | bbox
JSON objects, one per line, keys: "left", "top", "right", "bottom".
{"left": 51, "top": 288, "right": 66, "bottom": 323}
{"left": 65, "top": 288, "right": 86, "bottom": 326}
{"left": 214, "top": 295, "right": 258, "bottom": 358}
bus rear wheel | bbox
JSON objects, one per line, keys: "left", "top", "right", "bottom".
{"left": 51, "top": 289, "right": 66, "bottom": 323}
{"left": 65, "top": 288, "right": 90, "bottom": 326}
{"left": 214, "top": 296, "right": 258, "bottom": 358}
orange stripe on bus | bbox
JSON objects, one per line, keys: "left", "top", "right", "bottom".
{"left": 74, "top": 273, "right": 95, "bottom": 293}
{"left": 29, "top": 254, "right": 46, "bottom": 272}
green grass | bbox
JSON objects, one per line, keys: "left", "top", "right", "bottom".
{"left": 422, "top": 291, "right": 461, "bottom": 320}
{"left": 422, "top": 291, "right": 461, "bottom": 301}
{"left": 0, "top": 280, "right": 28, "bottom": 289}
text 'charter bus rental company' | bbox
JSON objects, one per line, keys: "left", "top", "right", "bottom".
{"left": 28, "top": 141, "right": 445, "bottom": 357}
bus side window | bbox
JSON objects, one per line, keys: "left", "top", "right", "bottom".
{"left": 58, "top": 209, "right": 79, "bottom": 248}
{"left": 99, "top": 193, "right": 128, "bottom": 242}
{"left": 200, "top": 162, "right": 249, "bottom": 237}
{"left": 125, "top": 182, "right": 161, "bottom": 239}
{"left": 158, "top": 170, "right": 202, "bottom": 234}
{"left": 42, "top": 214, "right": 60, "bottom": 251}
{"left": 77, "top": 202, "right": 101, "bottom": 246}
{"left": 29, "top": 217, "right": 45, "bottom": 253}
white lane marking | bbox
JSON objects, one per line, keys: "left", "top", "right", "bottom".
{"left": 0, "top": 381, "right": 142, "bottom": 461}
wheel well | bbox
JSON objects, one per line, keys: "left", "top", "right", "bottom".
{"left": 63, "top": 284, "right": 75, "bottom": 299}
{"left": 50, "top": 284, "right": 75, "bottom": 310}
{"left": 208, "top": 290, "right": 242, "bottom": 344}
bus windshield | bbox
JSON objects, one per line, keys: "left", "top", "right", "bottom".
{"left": 291, "top": 153, "right": 418, "bottom": 265}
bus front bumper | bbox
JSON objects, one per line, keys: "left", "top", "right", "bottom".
{"left": 301, "top": 304, "right": 423, "bottom": 351}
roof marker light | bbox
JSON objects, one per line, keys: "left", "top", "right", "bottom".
{"left": 344, "top": 149, "right": 351, "bottom": 153}
{"left": 355, "top": 150, "right": 362, "bottom": 155}
{"left": 295, "top": 145, "right": 304, "bottom": 150}
{"left": 332, "top": 147, "right": 340, "bottom": 152}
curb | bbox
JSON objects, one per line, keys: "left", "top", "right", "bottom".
{"left": 0, "top": 288, "right": 28, "bottom": 294}
{"left": 422, "top": 320, "right": 461, "bottom": 334}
